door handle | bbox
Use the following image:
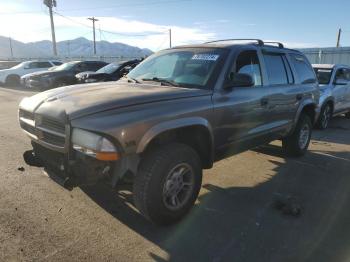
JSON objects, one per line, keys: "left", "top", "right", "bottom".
{"left": 296, "top": 94, "right": 303, "bottom": 101}
{"left": 261, "top": 98, "right": 269, "bottom": 106}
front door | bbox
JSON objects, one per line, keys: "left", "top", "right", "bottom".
{"left": 212, "top": 49, "right": 271, "bottom": 160}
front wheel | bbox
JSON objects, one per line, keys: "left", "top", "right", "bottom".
{"left": 316, "top": 103, "right": 332, "bottom": 130}
{"left": 283, "top": 114, "right": 312, "bottom": 157}
{"left": 133, "top": 143, "right": 202, "bottom": 225}
{"left": 5, "top": 75, "right": 20, "bottom": 87}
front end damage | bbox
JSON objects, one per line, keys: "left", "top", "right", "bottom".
{"left": 19, "top": 108, "right": 130, "bottom": 190}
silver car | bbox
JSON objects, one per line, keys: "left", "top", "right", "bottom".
{"left": 313, "top": 64, "right": 350, "bottom": 129}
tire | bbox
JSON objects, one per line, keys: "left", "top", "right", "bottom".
{"left": 5, "top": 75, "right": 20, "bottom": 87}
{"left": 282, "top": 114, "right": 312, "bottom": 157}
{"left": 316, "top": 103, "right": 332, "bottom": 130}
{"left": 133, "top": 143, "right": 202, "bottom": 225}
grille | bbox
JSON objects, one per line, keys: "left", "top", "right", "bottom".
{"left": 19, "top": 109, "right": 34, "bottom": 120}
{"left": 40, "top": 117, "right": 66, "bottom": 134}
{"left": 19, "top": 110, "right": 67, "bottom": 149}
{"left": 20, "top": 121, "right": 36, "bottom": 135}
{"left": 42, "top": 132, "right": 65, "bottom": 147}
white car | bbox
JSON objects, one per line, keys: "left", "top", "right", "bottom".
{"left": 0, "top": 60, "right": 62, "bottom": 86}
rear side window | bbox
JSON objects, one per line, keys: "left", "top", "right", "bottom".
{"left": 290, "top": 54, "right": 316, "bottom": 84}
{"left": 52, "top": 61, "right": 62, "bottom": 66}
{"left": 263, "top": 54, "right": 289, "bottom": 85}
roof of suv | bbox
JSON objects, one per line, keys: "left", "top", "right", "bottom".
{"left": 172, "top": 39, "right": 300, "bottom": 53}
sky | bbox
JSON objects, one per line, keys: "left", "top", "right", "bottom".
{"left": 0, "top": 0, "right": 349, "bottom": 51}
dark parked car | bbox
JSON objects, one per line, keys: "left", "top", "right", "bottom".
{"left": 26, "top": 60, "right": 108, "bottom": 90}
{"left": 75, "top": 59, "right": 141, "bottom": 83}
{"left": 19, "top": 39, "right": 319, "bottom": 225}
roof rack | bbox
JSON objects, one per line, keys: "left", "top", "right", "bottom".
{"left": 204, "top": 39, "right": 285, "bottom": 48}
{"left": 264, "top": 41, "right": 284, "bottom": 48}
{"left": 205, "top": 39, "right": 264, "bottom": 46}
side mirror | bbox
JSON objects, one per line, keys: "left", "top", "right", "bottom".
{"left": 224, "top": 72, "right": 254, "bottom": 89}
{"left": 334, "top": 78, "right": 348, "bottom": 85}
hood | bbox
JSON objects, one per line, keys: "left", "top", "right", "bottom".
{"left": 29, "top": 70, "right": 68, "bottom": 79}
{"left": 22, "top": 70, "right": 50, "bottom": 79}
{"left": 19, "top": 81, "right": 212, "bottom": 121}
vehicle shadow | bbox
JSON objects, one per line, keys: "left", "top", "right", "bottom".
{"left": 81, "top": 140, "right": 350, "bottom": 262}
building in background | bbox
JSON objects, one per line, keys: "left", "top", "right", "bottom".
{"left": 300, "top": 47, "right": 350, "bottom": 65}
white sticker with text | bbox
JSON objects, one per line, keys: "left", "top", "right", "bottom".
{"left": 191, "top": 54, "right": 219, "bottom": 61}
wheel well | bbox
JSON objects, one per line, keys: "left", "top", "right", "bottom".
{"left": 144, "top": 126, "right": 213, "bottom": 169}
{"left": 301, "top": 104, "right": 316, "bottom": 123}
{"left": 6, "top": 74, "right": 20, "bottom": 81}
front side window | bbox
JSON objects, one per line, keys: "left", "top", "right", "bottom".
{"left": 290, "top": 54, "right": 316, "bottom": 84}
{"left": 128, "top": 48, "right": 227, "bottom": 89}
{"left": 235, "top": 50, "right": 262, "bottom": 86}
{"left": 263, "top": 54, "right": 288, "bottom": 85}
{"left": 36, "top": 62, "right": 52, "bottom": 68}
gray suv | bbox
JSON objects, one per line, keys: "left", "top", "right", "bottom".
{"left": 18, "top": 39, "right": 319, "bottom": 225}
{"left": 313, "top": 64, "right": 350, "bottom": 129}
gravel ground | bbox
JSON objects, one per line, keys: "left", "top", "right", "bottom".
{"left": 1, "top": 86, "right": 350, "bottom": 262}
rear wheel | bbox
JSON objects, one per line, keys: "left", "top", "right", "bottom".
{"left": 283, "top": 114, "right": 312, "bottom": 157}
{"left": 316, "top": 103, "right": 332, "bottom": 130}
{"left": 133, "top": 143, "right": 202, "bottom": 225}
{"left": 5, "top": 75, "right": 20, "bottom": 87}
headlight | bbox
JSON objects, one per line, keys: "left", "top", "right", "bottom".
{"left": 72, "top": 128, "right": 119, "bottom": 161}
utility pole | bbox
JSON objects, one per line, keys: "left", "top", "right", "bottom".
{"left": 169, "top": 28, "right": 172, "bottom": 48}
{"left": 88, "top": 17, "right": 98, "bottom": 55}
{"left": 9, "top": 37, "right": 13, "bottom": 58}
{"left": 336, "top": 28, "right": 342, "bottom": 48}
{"left": 43, "top": 0, "right": 57, "bottom": 56}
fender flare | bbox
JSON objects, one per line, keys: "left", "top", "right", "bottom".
{"left": 136, "top": 116, "right": 214, "bottom": 156}
{"left": 293, "top": 99, "right": 317, "bottom": 127}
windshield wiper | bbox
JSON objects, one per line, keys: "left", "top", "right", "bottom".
{"left": 142, "top": 77, "right": 179, "bottom": 87}
{"left": 125, "top": 75, "right": 141, "bottom": 83}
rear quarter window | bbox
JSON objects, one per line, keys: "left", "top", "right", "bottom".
{"left": 290, "top": 54, "right": 316, "bottom": 84}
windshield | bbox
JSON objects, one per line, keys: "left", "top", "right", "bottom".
{"left": 97, "top": 62, "right": 120, "bottom": 74}
{"left": 10, "top": 62, "right": 27, "bottom": 69}
{"left": 127, "top": 48, "right": 226, "bottom": 88}
{"left": 53, "top": 61, "right": 79, "bottom": 71}
{"left": 314, "top": 68, "right": 333, "bottom": 84}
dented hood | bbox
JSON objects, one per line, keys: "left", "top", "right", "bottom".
{"left": 19, "top": 81, "right": 211, "bottom": 120}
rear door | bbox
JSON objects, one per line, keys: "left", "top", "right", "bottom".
{"left": 212, "top": 48, "right": 271, "bottom": 159}
{"left": 260, "top": 50, "right": 298, "bottom": 136}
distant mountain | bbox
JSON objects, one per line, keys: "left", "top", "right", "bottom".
{"left": 0, "top": 36, "right": 153, "bottom": 59}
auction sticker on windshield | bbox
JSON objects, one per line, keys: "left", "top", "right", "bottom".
{"left": 191, "top": 54, "right": 220, "bottom": 61}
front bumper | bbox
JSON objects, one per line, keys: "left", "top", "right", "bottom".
{"left": 32, "top": 141, "right": 113, "bottom": 189}
{"left": 19, "top": 108, "right": 114, "bottom": 189}
{"left": 27, "top": 78, "right": 52, "bottom": 90}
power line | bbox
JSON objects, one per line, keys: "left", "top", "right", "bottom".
{"left": 54, "top": 11, "right": 167, "bottom": 37}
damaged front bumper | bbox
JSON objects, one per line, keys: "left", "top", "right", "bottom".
{"left": 32, "top": 141, "right": 114, "bottom": 190}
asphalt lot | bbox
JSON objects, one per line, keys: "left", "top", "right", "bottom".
{"left": 1, "top": 86, "right": 350, "bottom": 262}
